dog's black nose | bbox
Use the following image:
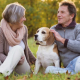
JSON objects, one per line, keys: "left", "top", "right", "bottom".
{"left": 34, "top": 34, "right": 38, "bottom": 40}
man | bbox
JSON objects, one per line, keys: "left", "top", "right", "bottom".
{"left": 45, "top": 1, "right": 80, "bottom": 74}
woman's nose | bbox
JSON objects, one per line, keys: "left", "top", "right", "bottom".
{"left": 23, "top": 17, "right": 26, "bottom": 21}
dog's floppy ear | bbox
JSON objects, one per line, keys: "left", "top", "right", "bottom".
{"left": 46, "top": 31, "right": 55, "bottom": 45}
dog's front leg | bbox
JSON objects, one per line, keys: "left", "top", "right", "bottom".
{"left": 34, "top": 59, "right": 41, "bottom": 74}
{"left": 54, "top": 60, "right": 60, "bottom": 67}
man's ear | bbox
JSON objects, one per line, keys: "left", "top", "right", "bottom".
{"left": 46, "top": 31, "right": 55, "bottom": 45}
{"left": 70, "top": 13, "right": 74, "bottom": 20}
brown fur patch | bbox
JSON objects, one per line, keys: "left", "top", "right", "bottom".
{"left": 46, "top": 31, "right": 55, "bottom": 45}
{"left": 53, "top": 44, "right": 59, "bottom": 56}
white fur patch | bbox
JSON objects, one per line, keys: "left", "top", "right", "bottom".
{"left": 34, "top": 27, "right": 60, "bottom": 74}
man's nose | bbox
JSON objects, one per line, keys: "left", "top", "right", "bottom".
{"left": 57, "top": 12, "right": 61, "bottom": 17}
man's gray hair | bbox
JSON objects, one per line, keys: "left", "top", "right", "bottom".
{"left": 2, "top": 2, "right": 26, "bottom": 24}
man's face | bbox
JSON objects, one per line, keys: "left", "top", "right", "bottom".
{"left": 57, "top": 6, "right": 73, "bottom": 26}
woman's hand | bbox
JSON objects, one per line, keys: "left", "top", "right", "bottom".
{"left": 50, "top": 29, "right": 65, "bottom": 44}
{"left": 18, "top": 56, "right": 25, "bottom": 65}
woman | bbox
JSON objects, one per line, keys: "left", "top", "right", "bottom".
{"left": 0, "top": 2, "right": 36, "bottom": 76}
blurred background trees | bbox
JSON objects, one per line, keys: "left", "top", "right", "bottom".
{"left": 0, "top": 0, "right": 80, "bottom": 37}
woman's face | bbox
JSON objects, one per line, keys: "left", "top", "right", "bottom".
{"left": 14, "top": 12, "right": 26, "bottom": 30}
{"left": 18, "top": 13, "right": 26, "bottom": 28}
{"left": 9, "top": 12, "right": 26, "bottom": 32}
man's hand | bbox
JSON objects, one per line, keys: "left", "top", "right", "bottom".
{"left": 50, "top": 29, "right": 65, "bottom": 44}
{"left": 18, "top": 56, "right": 25, "bottom": 65}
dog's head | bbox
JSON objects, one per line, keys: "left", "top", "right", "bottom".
{"left": 34, "top": 27, "right": 55, "bottom": 46}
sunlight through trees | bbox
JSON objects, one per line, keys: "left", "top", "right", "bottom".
{"left": 0, "top": 0, "right": 80, "bottom": 37}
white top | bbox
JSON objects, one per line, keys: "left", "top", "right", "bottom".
{"left": 9, "top": 40, "right": 25, "bottom": 51}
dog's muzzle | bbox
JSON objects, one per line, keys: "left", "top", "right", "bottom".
{"left": 34, "top": 34, "right": 38, "bottom": 41}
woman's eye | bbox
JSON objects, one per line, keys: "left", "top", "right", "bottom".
{"left": 42, "top": 31, "right": 46, "bottom": 34}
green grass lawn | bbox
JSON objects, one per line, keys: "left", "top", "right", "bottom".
{"left": 28, "top": 37, "right": 38, "bottom": 57}
{"left": 0, "top": 37, "right": 80, "bottom": 80}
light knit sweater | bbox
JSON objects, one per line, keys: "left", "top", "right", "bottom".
{"left": 51, "top": 23, "right": 80, "bottom": 67}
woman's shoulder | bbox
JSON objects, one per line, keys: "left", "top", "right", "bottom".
{"left": 0, "top": 27, "right": 5, "bottom": 39}
{"left": 0, "top": 26, "right": 2, "bottom": 30}
{"left": 23, "top": 25, "right": 28, "bottom": 39}
{"left": 24, "top": 25, "right": 28, "bottom": 31}
{"left": 24, "top": 25, "right": 27, "bottom": 28}
{"left": 0, "top": 27, "right": 3, "bottom": 34}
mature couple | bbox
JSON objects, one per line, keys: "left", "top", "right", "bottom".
{"left": 0, "top": 1, "right": 80, "bottom": 76}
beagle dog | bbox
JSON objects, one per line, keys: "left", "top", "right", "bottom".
{"left": 34, "top": 27, "right": 60, "bottom": 74}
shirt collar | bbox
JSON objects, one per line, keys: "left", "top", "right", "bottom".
{"left": 55, "top": 21, "right": 76, "bottom": 29}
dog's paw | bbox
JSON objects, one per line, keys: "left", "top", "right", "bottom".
{"left": 33, "top": 71, "right": 37, "bottom": 75}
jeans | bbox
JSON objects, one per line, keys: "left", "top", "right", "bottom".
{"left": 45, "top": 56, "right": 80, "bottom": 75}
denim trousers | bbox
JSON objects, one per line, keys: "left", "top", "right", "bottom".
{"left": 45, "top": 56, "right": 80, "bottom": 75}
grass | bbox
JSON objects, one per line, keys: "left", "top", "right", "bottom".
{"left": 0, "top": 37, "right": 80, "bottom": 80}
{"left": 27, "top": 37, "right": 38, "bottom": 57}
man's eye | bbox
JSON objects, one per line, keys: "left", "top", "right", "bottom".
{"left": 42, "top": 31, "right": 46, "bottom": 34}
{"left": 57, "top": 11, "right": 59, "bottom": 13}
{"left": 61, "top": 11, "right": 64, "bottom": 13}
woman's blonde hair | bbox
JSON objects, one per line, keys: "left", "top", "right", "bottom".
{"left": 2, "top": 2, "right": 26, "bottom": 24}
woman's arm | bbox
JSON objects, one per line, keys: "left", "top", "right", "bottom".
{"left": 0, "top": 27, "right": 6, "bottom": 63}
{"left": 24, "top": 26, "right": 36, "bottom": 64}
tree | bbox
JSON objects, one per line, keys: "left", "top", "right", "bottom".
{"left": 0, "top": 0, "right": 80, "bottom": 37}
{"left": 0, "top": 0, "right": 6, "bottom": 20}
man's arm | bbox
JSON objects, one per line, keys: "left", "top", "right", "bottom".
{"left": 50, "top": 29, "right": 65, "bottom": 44}
{"left": 67, "top": 25, "right": 80, "bottom": 53}
{"left": 50, "top": 24, "right": 80, "bottom": 53}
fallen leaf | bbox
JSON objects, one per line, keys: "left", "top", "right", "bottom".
{"left": 4, "top": 76, "right": 9, "bottom": 80}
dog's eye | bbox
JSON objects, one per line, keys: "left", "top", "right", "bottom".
{"left": 37, "top": 30, "right": 39, "bottom": 33}
{"left": 42, "top": 31, "right": 46, "bottom": 34}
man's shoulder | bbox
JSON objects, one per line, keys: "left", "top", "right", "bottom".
{"left": 75, "top": 23, "right": 80, "bottom": 29}
{"left": 76, "top": 23, "right": 80, "bottom": 26}
{"left": 50, "top": 25, "right": 57, "bottom": 29}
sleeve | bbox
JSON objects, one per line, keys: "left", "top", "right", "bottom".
{"left": 0, "top": 28, "right": 6, "bottom": 63}
{"left": 67, "top": 24, "right": 80, "bottom": 53}
{"left": 51, "top": 24, "right": 80, "bottom": 53}
{"left": 25, "top": 26, "right": 36, "bottom": 64}
{"left": 28, "top": 47, "right": 36, "bottom": 64}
